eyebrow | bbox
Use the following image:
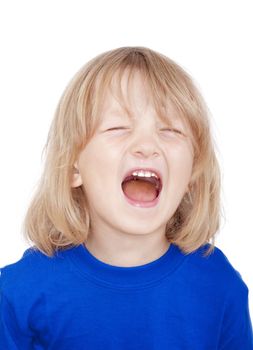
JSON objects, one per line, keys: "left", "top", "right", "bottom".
{"left": 106, "top": 107, "right": 181, "bottom": 125}
{"left": 106, "top": 107, "right": 134, "bottom": 121}
{"left": 105, "top": 104, "right": 184, "bottom": 130}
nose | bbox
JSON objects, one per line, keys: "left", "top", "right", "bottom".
{"left": 130, "top": 132, "right": 160, "bottom": 160}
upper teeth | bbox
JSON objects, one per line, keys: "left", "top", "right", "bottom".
{"left": 131, "top": 170, "right": 159, "bottom": 179}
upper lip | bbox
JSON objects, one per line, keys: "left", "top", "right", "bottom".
{"left": 121, "top": 167, "right": 163, "bottom": 189}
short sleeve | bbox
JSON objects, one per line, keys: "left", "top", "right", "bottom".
{"left": 218, "top": 279, "right": 253, "bottom": 349}
{"left": 0, "top": 268, "right": 33, "bottom": 349}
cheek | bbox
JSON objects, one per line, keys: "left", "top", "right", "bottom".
{"left": 78, "top": 144, "right": 119, "bottom": 190}
{"left": 168, "top": 144, "right": 193, "bottom": 181}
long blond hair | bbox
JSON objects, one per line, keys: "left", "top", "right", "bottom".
{"left": 22, "top": 46, "right": 222, "bottom": 257}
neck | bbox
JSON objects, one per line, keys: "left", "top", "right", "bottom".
{"left": 84, "top": 229, "right": 171, "bottom": 267}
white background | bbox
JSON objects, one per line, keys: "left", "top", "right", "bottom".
{"left": 0, "top": 0, "right": 252, "bottom": 318}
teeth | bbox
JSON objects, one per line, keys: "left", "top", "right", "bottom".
{"left": 131, "top": 170, "right": 159, "bottom": 179}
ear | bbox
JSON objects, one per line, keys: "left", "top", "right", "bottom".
{"left": 71, "top": 161, "right": 83, "bottom": 188}
{"left": 184, "top": 183, "right": 192, "bottom": 196}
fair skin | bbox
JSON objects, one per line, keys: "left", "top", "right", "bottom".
{"left": 71, "top": 70, "right": 194, "bottom": 267}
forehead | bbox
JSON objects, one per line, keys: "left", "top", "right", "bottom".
{"left": 97, "top": 69, "right": 181, "bottom": 124}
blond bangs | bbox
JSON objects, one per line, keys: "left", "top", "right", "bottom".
{"left": 23, "top": 46, "right": 221, "bottom": 257}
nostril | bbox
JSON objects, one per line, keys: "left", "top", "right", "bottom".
{"left": 133, "top": 150, "right": 160, "bottom": 158}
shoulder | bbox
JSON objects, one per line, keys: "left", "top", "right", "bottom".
{"left": 0, "top": 246, "right": 72, "bottom": 298}
{"left": 185, "top": 243, "right": 249, "bottom": 296}
{"left": 0, "top": 246, "right": 79, "bottom": 335}
{"left": 1, "top": 248, "right": 49, "bottom": 295}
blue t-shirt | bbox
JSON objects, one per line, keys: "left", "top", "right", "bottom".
{"left": 0, "top": 243, "right": 252, "bottom": 349}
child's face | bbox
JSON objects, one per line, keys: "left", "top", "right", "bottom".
{"left": 72, "top": 70, "right": 194, "bottom": 238}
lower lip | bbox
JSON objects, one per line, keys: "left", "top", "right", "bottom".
{"left": 122, "top": 189, "right": 162, "bottom": 208}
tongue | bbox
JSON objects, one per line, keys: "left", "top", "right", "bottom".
{"left": 122, "top": 179, "right": 158, "bottom": 202}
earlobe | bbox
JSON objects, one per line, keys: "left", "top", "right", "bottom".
{"left": 71, "top": 162, "right": 83, "bottom": 188}
{"left": 71, "top": 173, "right": 83, "bottom": 188}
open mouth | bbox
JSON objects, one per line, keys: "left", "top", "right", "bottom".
{"left": 121, "top": 170, "right": 162, "bottom": 207}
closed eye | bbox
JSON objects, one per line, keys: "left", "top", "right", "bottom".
{"left": 104, "top": 127, "right": 185, "bottom": 136}
{"left": 160, "top": 128, "right": 184, "bottom": 135}
{"left": 106, "top": 127, "right": 129, "bottom": 131}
